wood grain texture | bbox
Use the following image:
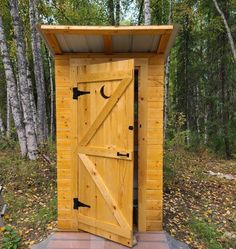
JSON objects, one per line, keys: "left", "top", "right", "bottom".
{"left": 145, "top": 55, "right": 165, "bottom": 231}
{"left": 72, "top": 59, "right": 134, "bottom": 247}
{"left": 55, "top": 57, "right": 74, "bottom": 230}
{"left": 55, "top": 54, "right": 165, "bottom": 237}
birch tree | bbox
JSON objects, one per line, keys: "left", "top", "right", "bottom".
{"left": 164, "top": 0, "right": 173, "bottom": 139}
{"left": 144, "top": 0, "right": 151, "bottom": 25}
{"left": 26, "top": 62, "right": 37, "bottom": 134}
{"left": 6, "top": 90, "right": 10, "bottom": 137}
{"left": 0, "top": 112, "right": 5, "bottom": 136}
{"left": 29, "top": 0, "right": 48, "bottom": 143}
{"left": 9, "top": 0, "right": 38, "bottom": 160}
{"left": 212, "top": 0, "right": 236, "bottom": 62}
{"left": 47, "top": 52, "right": 54, "bottom": 139}
{"left": 0, "top": 15, "right": 27, "bottom": 156}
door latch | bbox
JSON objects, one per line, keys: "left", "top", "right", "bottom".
{"left": 117, "top": 152, "right": 129, "bottom": 157}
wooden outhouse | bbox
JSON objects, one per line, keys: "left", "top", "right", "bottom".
{"left": 38, "top": 25, "right": 178, "bottom": 247}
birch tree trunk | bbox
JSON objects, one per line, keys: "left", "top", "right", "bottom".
{"left": 164, "top": 0, "right": 173, "bottom": 140}
{"left": 0, "top": 112, "right": 5, "bottom": 136}
{"left": 9, "top": 0, "right": 38, "bottom": 160}
{"left": 6, "top": 90, "right": 11, "bottom": 137}
{"left": 26, "top": 62, "right": 37, "bottom": 135}
{"left": 0, "top": 16, "right": 27, "bottom": 156}
{"left": 212, "top": 0, "right": 236, "bottom": 61}
{"left": 47, "top": 52, "right": 54, "bottom": 139}
{"left": 29, "top": 0, "right": 48, "bottom": 143}
{"left": 144, "top": 0, "right": 151, "bottom": 25}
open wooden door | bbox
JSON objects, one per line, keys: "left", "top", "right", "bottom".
{"left": 73, "top": 60, "right": 134, "bottom": 247}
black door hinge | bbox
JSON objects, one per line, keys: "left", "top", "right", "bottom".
{"left": 73, "top": 87, "right": 90, "bottom": 100}
{"left": 73, "top": 198, "right": 90, "bottom": 209}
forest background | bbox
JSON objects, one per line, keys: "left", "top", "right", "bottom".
{"left": 0, "top": 1, "right": 236, "bottom": 248}
{"left": 0, "top": 0, "right": 236, "bottom": 159}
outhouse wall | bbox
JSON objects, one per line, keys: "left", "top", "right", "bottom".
{"left": 55, "top": 54, "right": 164, "bottom": 232}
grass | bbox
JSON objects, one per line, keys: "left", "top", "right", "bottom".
{"left": 164, "top": 148, "right": 236, "bottom": 249}
{"left": 0, "top": 145, "right": 57, "bottom": 248}
{"left": 189, "top": 218, "right": 224, "bottom": 249}
{"left": 31, "top": 197, "right": 57, "bottom": 229}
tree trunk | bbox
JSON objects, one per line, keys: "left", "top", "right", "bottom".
{"left": 29, "top": 0, "right": 48, "bottom": 143}
{"left": 26, "top": 62, "right": 38, "bottom": 136}
{"left": 115, "top": 0, "right": 120, "bottom": 26}
{"left": 204, "top": 105, "right": 208, "bottom": 145}
{"left": 164, "top": 0, "right": 173, "bottom": 140}
{"left": 195, "top": 83, "right": 200, "bottom": 137}
{"left": 108, "top": 0, "right": 115, "bottom": 25}
{"left": 6, "top": 89, "right": 11, "bottom": 137}
{"left": 138, "top": 0, "right": 144, "bottom": 25}
{"left": 0, "top": 112, "right": 5, "bottom": 136}
{"left": 184, "top": 14, "right": 190, "bottom": 146}
{"left": 47, "top": 52, "right": 54, "bottom": 140}
{"left": 220, "top": 35, "right": 231, "bottom": 158}
{"left": 212, "top": 0, "right": 236, "bottom": 61}
{"left": 0, "top": 15, "right": 27, "bottom": 156}
{"left": 144, "top": 0, "right": 151, "bottom": 25}
{"left": 9, "top": 0, "right": 38, "bottom": 160}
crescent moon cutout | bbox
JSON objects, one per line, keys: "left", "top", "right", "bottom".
{"left": 100, "top": 85, "right": 111, "bottom": 99}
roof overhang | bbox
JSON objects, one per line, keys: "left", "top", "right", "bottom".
{"left": 37, "top": 25, "right": 179, "bottom": 59}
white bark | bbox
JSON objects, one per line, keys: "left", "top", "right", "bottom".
{"left": 0, "top": 112, "right": 5, "bottom": 136}
{"left": 26, "top": 62, "right": 38, "bottom": 135}
{"left": 47, "top": 53, "right": 54, "bottom": 139}
{"left": 9, "top": 0, "right": 38, "bottom": 160}
{"left": 212, "top": 0, "right": 236, "bottom": 61}
{"left": 29, "top": 0, "right": 48, "bottom": 143}
{"left": 144, "top": 0, "right": 151, "bottom": 25}
{"left": 164, "top": 0, "right": 173, "bottom": 140}
{"left": 0, "top": 15, "right": 27, "bottom": 156}
{"left": 6, "top": 89, "right": 10, "bottom": 137}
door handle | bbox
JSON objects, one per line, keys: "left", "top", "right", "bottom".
{"left": 117, "top": 152, "right": 129, "bottom": 157}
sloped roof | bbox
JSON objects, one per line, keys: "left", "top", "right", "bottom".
{"left": 38, "top": 25, "right": 179, "bottom": 58}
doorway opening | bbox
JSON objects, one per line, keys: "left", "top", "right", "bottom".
{"left": 133, "top": 68, "right": 139, "bottom": 229}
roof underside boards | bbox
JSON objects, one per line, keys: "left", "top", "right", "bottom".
{"left": 38, "top": 25, "right": 179, "bottom": 58}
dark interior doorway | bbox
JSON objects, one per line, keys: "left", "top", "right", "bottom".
{"left": 133, "top": 69, "right": 139, "bottom": 229}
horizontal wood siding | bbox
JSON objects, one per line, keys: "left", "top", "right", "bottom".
{"left": 146, "top": 55, "right": 164, "bottom": 231}
{"left": 55, "top": 57, "right": 74, "bottom": 230}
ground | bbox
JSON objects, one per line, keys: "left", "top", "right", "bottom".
{"left": 0, "top": 145, "right": 235, "bottom": 249}
{"left": 0, "top": 144, "right": 57, "bottom": 248}
{"left": 164, "top": 148, "right": 236, "bottom": 249}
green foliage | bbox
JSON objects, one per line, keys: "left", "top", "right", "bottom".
{"left": 164, "top": 148, "right": 185, "bottom": 189}
{"left": 0, "top": 136, "right": 18, "bottom": 151}
{"left": 189, "top": 218, "right": 224, "bottom": 249}
{"left": 2, "top": 225, "right": 21, "bottom": 249}
{"left": 165, "top": 0, "right": 236, "bottom": 158}
{"left": 31, "top": 197, "right": 57, "bottom": 229}
{"left": 166, "top": 112, "right": 190, "bottom": 149}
